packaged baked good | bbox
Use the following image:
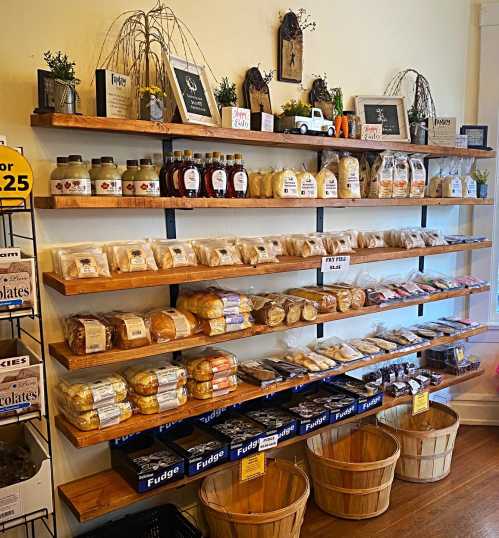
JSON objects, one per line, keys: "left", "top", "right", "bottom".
{"left": 262, "top": 293, "right": 302, "bottom": 325}
{"left": 147, "top": 308, "right": 199, "bottom": 342}
{"left": 124, "top": 362, "right": 187, "bottom": 396}
{"left": 182, "top": 348, "right": 237, "bottom": 381}
{"left": 250, "top": 295, "right": 286, "bottom": 327}
{"left": 321, "top": 232, "right": 355, "bottom": 255}
{"left": 151, "top": 239, "right": 198, "bottom": 269}
{"left": 408, "top": 154, "right": 427, "bottom": 198}
{"left": 359, "top": 153, "right": 371, "bottom": 198}
{"left": 322, "top": 285, "right": 352, "bottom": 312}
{"left": 284, "top": 349, "right": 337, "bottom": 372}
{"left": 237, "top": 238, "right": 279, "bottom": 265}
{"left": 177, "top": 288, "right": 252, "bottom": 319}
{"left": 421, "top": 229, "right": 447, "bottom": 247}
{"left": 287, "top": 235, "right": 327, "bottom": 257}
{"left": 385, "top": 229, "right": 426, "bottom": 249}
{"left": 260, "top": 169, "right": 274, "bottom": 198}
{"left": 364, "top": 337, "right": 398, "bottom": 352}
{"left": 57, "top": 373, "right": 127, "bottom": 413}
{"left": 428, "top": 160, "right": 444, "bottom": 198}
{"left": 272, "top": 169, "right": 299, "bottom": 198}
{"left": 315, "top": 166, "right": 338, "bottom": 198}
{"left": 64, "top": 314, "right": 113, "bottom": 355}
{"left": 238, "top": 361, "right": 282, "bottom": 387}
{"left": 393, "top": 153, "right": 409, "bottom": 198}
{"left": 287, "top": 287, "right": 337, "bottom": 313}
{"left": 357, "top": 231, "right": 385, "bottom": 249}
{"left": 200, "top": 313, "right": 253, "bottom": 336}
{"left": 107, "top": 241, "right": 158, "bottom": 273}
{"left": 263, "top": 357, "right": 308, "bottom": 378}
{"left": 314, "top": 338, "right": 365, "bottom": 362}
{"left": 187, "top": 375, "right": 238, "bottom": 399}
{"left": 321, "top": 151, "right": 340, "bottom": 177}
{"left": 296, "top": 170, "right": 317, "bottom": 198}
{"left": 343, "top": 229, "right": 359, "bottom": 249}
{"left": 53, "top": 244, "right": 111, "bottom": 280}
{"left": 265, "top": 236, "right": 288, "bottom": 257}
{"left": 460, "top": 158, "right": 477, "bottom": 198}
{"left": 369, "top": 151, "right": 394, "bottom": 198}
{"left": 330, "top": 283, "right": 366, "bottom": 309}
{"left": 129, "top": 387, "right": 187, "bottom": 414}
{"left": 192, "top": 239, "right": 243, "bottom": 267}
{"left": 349, "top": 338, "right": 382, "bottom": 355}
{"left": 60, "top": 401, "right": 132, "bottom": 431}
{"left": 338, "top": 152, "right": 360, "bottom": 198}
{"left": 248, "top": 171, "right": 263, "bottom": 198}
{"left": 105, "top": 312, "right": 151, "bottom": 349}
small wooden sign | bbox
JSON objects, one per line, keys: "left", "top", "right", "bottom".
{"left": 361, "top": 124, "right": 383, "bottom": 141}
{"left": 412, "top": 391, "right": 430, "bottom": 416}
{"left": 240, "top": 452, "right": 265, "bottom": 481}
{"left": 96, "top": 69, "right": 131, "bottom": 119}
{"left": 427, "top": 117, "right": 457, "bottom": 147}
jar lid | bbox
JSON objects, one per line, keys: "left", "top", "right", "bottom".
{"left": 68, "top": 154, "right": 82, "bottom": 162}
{"left": 126, "top": 159, "right": 139, "bottom": 166}
{"left": 184, "top": 150, "right": 193, "bottom": 157}
{"left": 91, "top": 158, "right": 101, "bottom": 165}
{"left": 174, "top": 150, "right": 183, "bottom": 157}
{"left": 140, "top": 158, "right": 152, "bottom": 165}
{"left": 57, "top": 157, "right": 68, "bottom": 164}
{"left": 101, "top": 156, "right": 114, "bottom": 164}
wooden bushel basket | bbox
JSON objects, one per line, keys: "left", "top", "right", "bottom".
{"left": 199, "top": 459, "right": 310, "bottom": 538}
{"left": 377, "top": 401, "right": 459, "bottom": 483}
{"left": 306, "top": 423, "right": 400, "bottom": 520}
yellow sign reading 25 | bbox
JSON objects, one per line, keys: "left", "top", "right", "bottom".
{"left": 0, "top": 146, "right": 33, "bottom": 206}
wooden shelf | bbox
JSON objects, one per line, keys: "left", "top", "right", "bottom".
{"left": 49, "top": 286, "right": 490, "bottom": 370}
{"left": 54, "top": 324, "right": 486, "bottom": 447}
{"left": 43, "top": 242, "right": 492, "bottom": 296}
{"left": 58, "top": 368, "right": 484, "bottom": 522}
{"left": 31, "top": 113, "right": 495, "bottom": 159}
{"left": 34, "top": 195, "right": 494, "bottom": 210}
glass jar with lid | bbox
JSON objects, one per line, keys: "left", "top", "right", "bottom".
{"left": 134, "top": 158, "right": 160, "bottom": 197}
{"left": 50, "top": 156, "right": 68, "bottom": 196}
{"left": 345, "top": 111, "right": 362, "bottom": 139}
{"left": 122, "top": 160, "right": 139, "bottom": 196}
{"left": 62, "top": 155, "right": 92, "bottom": 196}
{"left": 95, "top": 156, "right": 122, "bottom": 196}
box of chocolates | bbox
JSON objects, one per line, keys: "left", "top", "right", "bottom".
{"left": 323, "top": 374, "right": 384, "bottom": 414}
{"left": 311, "top": 388, "right": 358, "bottom": 424}
{"left": 282, "top": 390, "right": 330, "bottom": 435}
{"left": 245, "top": 407, "right": 297, "bottom": 443}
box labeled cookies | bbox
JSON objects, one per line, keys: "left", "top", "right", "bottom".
{"left": 0, "top": 256, "right": 37, "bottom": 317}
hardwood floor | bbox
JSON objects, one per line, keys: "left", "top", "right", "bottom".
{"left": 301, "top": 426, "right": 499, "bottom": 538}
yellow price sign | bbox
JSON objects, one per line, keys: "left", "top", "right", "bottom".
{"left": 239, "top": 452, "right": 265, "bottom": 482}
{"left": 412, "top": 391, "right": 430, "bottom": 416}
{"left": 0, "top": 146, "right": 33, "bottom": 207}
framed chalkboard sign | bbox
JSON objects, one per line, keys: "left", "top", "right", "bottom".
{"left": 355, "top": 95, "right": 410, "bottom": 142}
{"left": 166, "top": 55, "right": 220, "bottom": 127}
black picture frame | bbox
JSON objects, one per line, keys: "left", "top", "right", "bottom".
{"left": 460, "top": 125, "right": 489, "bottom": 150}
{"left": 33, "top": 69, "right": 55, "bottom": 114}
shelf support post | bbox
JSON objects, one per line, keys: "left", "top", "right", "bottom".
{"left": 316, "top": 150, "right": 324, "bottom": 338}
{"left": 418, "top": 155, "right": 430, "bottom": 316}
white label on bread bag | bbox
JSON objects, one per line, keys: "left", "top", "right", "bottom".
{"left": 81, "top": 319, "right": 106, "bottom": 354}
{"left": 97, "top": 404, "right": 121, "bottom": 427}
{"left": 117, "top": 314, "right": 146, "bottom": 340}
{"left": 282, "top": 174, "right": 298, "bottom": 197}
{"left": 90, "top": 381, "right": 116, "bottom": 405}
{"left": 156, "top": 391, "right": 180, "bottom": 411}
{"left": 163, "top": 309, "right": 190, "bottom": 338}
{"left": 156, "top": 367, "right": 180, "bottom": 388}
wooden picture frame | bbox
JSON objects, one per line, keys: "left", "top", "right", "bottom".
{"left": 33, "top": 69, "right": 55, "bottom": 114}
{"left": 355, "top": 95, "right": 410, "bottom": 142}
{"left": 460, "top": 125, "right": 489, "bottom": 150}
{"left": 166, "top": 55, "right": 220, "bottom": 127}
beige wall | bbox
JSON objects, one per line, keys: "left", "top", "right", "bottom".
{"left": 0, "top": 1, "right": 488, "bottom": 537}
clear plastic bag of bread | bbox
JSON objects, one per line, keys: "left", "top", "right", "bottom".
{"left": 428, "top": 160, "right": 444, "bottom": 198}
{"left": 124, "top": 360, "right": 187, "bottom": 396}
{"left": 321, "top": 232, "right": 355, "bottom": 255}
{"left": 314, "top": 336, "right": 366, "bottom": 362}
{"left": 316, "top": 155, "right": 338, "bottom": 199}
{"left": 272, "top": 168, "right": 299, "bottom": 198}
{"left": 181, "top": 347, "right": 238, "bottom": 381}
{"left": 385, "top": 228, "right": 425, "bottom": 249}
{"left": 107, "top": 241, "right": 158, "bottom": 273}
{"left": 321, "top": 150, "right": 340, "bottom": 177}
{"left": 357, "top": 230, "right": 386, "bottom": 249}
{"left": 200, "top": 312, "right": 253, "bottom": 336}
{"left": 343, "top": 229, "right": 359, "bottom": 249}
{"left": 261, "top": 293, "right": 302, "bottom": 325}
{"left": 338, "top": 152, "right": 361, "bottom": 198}
{"left": 129, "top": 387, "right": 188, "bottom": 413}
{"left": 408, "top": 154, "right": 427, "bottom": 198}
{"left": 287, "top": 286, "right": 337, "bottom": 313}
{"left": 151, "top": 239, "right": 198, "bottom": 269}
{"left": 264, "top": 236, "right": 288, "bottom": 257}
{"left": 442, "top": 157, "right": 463, "bottom": 197}
{"left": 392, "top": 152, "right": 410, "bottom": 198}
{"left": 146, "top": 307, "right": 199, "bottom": 342}
{"left": 57, "top": 372, "right": 128, "bottom": 413}
{"left": 192, "top": 238, "right": 243, "bottom": 267}
{"left": 104, "top": 312, "right": 151, "bottom": 349}
{"left": 296, "top": 169, "right": 317, "bottom": 198}
{"left": 421, "top": 229, "right": 447, "bottom": 247}
{"left": 53, "top": 244, "right": 111, "bottom": 280}
{"left": 59, "top": 401, "right": 132, "bottom": 431}
{"left": 177, "top": 286, "right": 252, "bottom": 319}
{"left": 187, "top": 375, "right": 238, "bottom": 399}
{"left": 327, "top": 280, "right": 366, "bottom": 310}
{"left": 369, "top": 151, "right": 394, "bottom": 199}
{"left": 249, "top": 294, "right": 286, "bottom": 327}
{"left": 275, "top": 334, "right": 338, "bottom": 372}
{"left": 359, "top": 153, "right": 371, "bottom": 198}
{"left": 248, "top": 170, "right": 263, "bottom": 198}
{"left": 237, "top": 237, "right": 279, "bottom": 265}
{"left": 64, "top": 314, "right": 113, "bottom": 355}
{"left": 259, "top": 169, "right": 274, "bottom": 199}
{"left": 460, "top": 157, "right": 477, "bottom": 198}
{"left": 321, "top": 284, "right": 352, "bottom": 312}
{"left": 286, "top": 234, "right": 327, "bottom": 257}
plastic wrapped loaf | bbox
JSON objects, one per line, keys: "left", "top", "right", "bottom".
{"left": 237, "top": 238, "right": 279, "bottom": 265}
{"left": 329, "top": 284, "right": 366, "bottom": 310}
{"left": 181, "top": 348, "right": 237, "bottom": 382}
{"left": 287, "top": 287, "right": 337, "bottom": 313}
{"left": 322, "top": 285, "right": 352, "bottom": 312}
{"left": 200, "top": 313, "right": 253, "bottom": 336}
{"left": 262, "top": 293, "right": 303, "bottom": 325}
{"left": 123, "top": 361, "right": 187, "bottom": 396}
{"left": 53, "top": 244, "right": 111, "bottom": 280}
{"left": 272, "top": 169, "right": 299, "bottom": 198}
{"left": 151, "top": 239, "right": 198, "bottom": 269}
{"left": 369, "top": 151, "right": 394, "bottom": 199}
{"left": 61, "top": 402, "right": 132, "bottom": 431}
{"left": 286, "top": 235, "right": 327, "bottom": 257}
{"left": 385, "top": 229, "right": 426, "bottom": 250}
{"left": 105, "top": 312, "right": 151, "bottom": 349}
{"left": 321, "top": 232, "right": 355, "bottom": 255}
{"left": 296, "top": 171, "right": 317, "bottom": 198}
{"left": 408, "top": 154, "right": 427, "bottom": 198}
{"left": 147, "top": 308, "right": 199, "bottom": 342}
{"left": 359, "top": 154, "right": 371, "bottom": 198}
{"left": 248, "top": 171, "right": 263, "bottom": 198}
{"left": 129, "top": 387, "right": 187, "bottom": 414}
{"left": 249, "top": 295, "right": 286, "bottom": 327}
{"left": 64, "top": 314, "right": 113, "bottom": 355}
{"left": 187, "top": 375, "right": 238, "bottom": 399}
{"left": 192, "top": 239, "right": 243, "bottom": 267}
{"left": 315, "top": 167, "right": 338, "bottom": 198}
{"left": 177, "top": 288, "right": 252, "bottom": 319}
{"left": 283, "top": 349, "right": 337, "bottom": 372}
{"left": 338, "top": 153, "right": 361, "bottom": 198}
{"left": 107, "top": 241, "right": 158, "bottom": 272}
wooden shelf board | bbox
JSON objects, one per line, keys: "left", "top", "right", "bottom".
{"left": 34, "top": 195, "right": 494, "bottom": 210}
{"left": 54, "top": 324, "right": 487, "bottom": 447}
{"left": 58, "top": 368, "right": 484, "bottom": 522}
{"left": 43, "top": 242, "right": 492, "bottom": 296}
{"left": 31, "top": 113, "right": 495, "bottom": 159}
{"left": 49, "top": 286, "right": 490, "bottom": 370}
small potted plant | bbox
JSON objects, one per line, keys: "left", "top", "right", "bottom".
{"left": 332, "top": 88, "right": 347, "bottom": 138}
{"left": 215, "top": 77, "right": 250, "bottom": 130}
{"left": 138, "top": 85, "right": 166, "bottom": 122}
{"left": 472, "top": 167, "right": 489, "bottom": 198}
{"left": 43, "top": 50, "right": 80, "bottom": 114}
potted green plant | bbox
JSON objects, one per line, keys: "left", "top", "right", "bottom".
{"left": 280, "top": 99, "right": 312, "bottom": 117}
{"left": 43, "top": 50, "right": 80, "bottom": 114}
{"left": 215, "top": 77, "right": 250, "bottom": 130}
{"left": 138, "top": 85, "right": 166, "bottom": 122}
{"left": 472, "top": 167, "right": 489, "bottom": 198}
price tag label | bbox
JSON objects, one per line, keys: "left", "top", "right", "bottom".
{"left": 321, "top": 255, "right": 350, "bottom": 273}
{"left": 0, "top": 146, "right": 33, "bottom": 207}
{"left": 412, "top": 391, "right": 430, "bottom": 416}
{"left": 240, "top": 452, "right": 265, "bottom": 482}
{"left": 258, "top": 434, "right": 278, "bottom": 452}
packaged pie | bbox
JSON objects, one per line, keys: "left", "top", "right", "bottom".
{"left": 57, "top": 373, "right": 128, "bottom": 413}
{"left": 151, "top": 239, "right": 198, "bottom": 269}
{"left": 124, "top": 362, "right": 187, "bottom": 396}
{"left": 64, "top": 314, "right": 113, "bottom": 355}
{"left": 146, "top": 308, "right": 199, "bottom": 342}
{"left": 250, "top": 295, "right": 286, "bottom": 327}
{"left": 107, "top": 241, "right": 158, "bottom": 272}
{"left": 192, "top": 239, "right": 243, "bottom": 267}
{"left": 53, "top": 244, "right": 111, "bottom": 280}
{"left": 369, "top": 151, "right": 394, "bottom": 198}
{"left": 287, "top": 287, "right": 337, "bottom": 313}
{"left": 187, "top": 375, "right": 238, "bottom": 399}
{"left": 129, "top": 387, "right": 187, "bottom": 414}
{"left": 60, "top": 401, "right": 132, "bottom": 431}
{"left": 200, "top": 313, "right": 253, "bottom": 336}
{"left": 287, "top": 235, "right": 327, "bottom": 258}
{"left": 338, "top": 153, "right": 360, "bottom": 198}
{"left": 261, "top": 293, "right": 303, "bottom": 325}
{"left": 237, "top": 238, "right": 279, "bottom": 265}
{"left": 177, "top": 288, "right": 252, "bottom": 319}
{"left": 105, "top": 312, "right": 151, "bottom": 349}
{"left": 181, "top": 348, "right": 238, "bottom": 381}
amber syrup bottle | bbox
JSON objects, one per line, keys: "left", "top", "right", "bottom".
{"left": 206, "top": 151, "right": 227, "bottom": 197}
{"left": 179, "top": 150, "right": 200, "bottom": 197}
{"left": 227, "top": 153, "right": 248, "bottom": 198}
{"left": 167, "top": 150, "right": 183, "bottom": 197}
{"left": 201, "top": 152, "right": 213, "bottom": 197}
{"left": 159, "top": 151, "right": 173, "bottom": 196}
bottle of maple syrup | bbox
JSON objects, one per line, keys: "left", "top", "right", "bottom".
{"left": 225, "top": 154, "right": 234, "bottom": 176}
{"left": 201, "top": 152, "right": 213, "bottom": 197}
{"left": 167, "top": 150, "right": 183, "bottom": 197}
{"left": 204, "top": 151, "right": 227, "bottom": 197}
{"left": 159, "top": 151, "right": 173, "bottom": 196}
{"left": 227, "top": 153, "right": 248, "bottom": 198}
{"left": 179, "top": 150, "right": 200, "bottom": 197}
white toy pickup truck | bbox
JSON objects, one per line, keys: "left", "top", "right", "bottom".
{"left": 277, "top": 107, "right": 335, "bottom": 136}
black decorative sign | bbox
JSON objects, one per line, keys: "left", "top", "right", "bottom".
{"left": 363, "top": 104, "right": 400, "bottom": 136}
{"left": 174, "top": 67, "right": 211, "bottom": 118}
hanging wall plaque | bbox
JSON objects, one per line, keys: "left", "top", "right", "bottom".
{"left": 278, "top": 11, "right": 303, "bottom": 83}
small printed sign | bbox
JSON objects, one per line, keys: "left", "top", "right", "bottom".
{"left": 427, "top": 117, "right": 457, "bottom": 147}
{"left": 412, "top": 391, "right": 430, "bottom": 416}
{"left": 240, "top": 452, "right": 265, "bottom": 482}
{"left": 0, "top": 146, "right": 33, "bottom": 206}
{"left": 258, "top": 434, "right": 278, "bottom": 452}
{"left": 321, "top": 255, "right": 350, "bottom": 273}
{"left": 361, "top": 124, "right": 382, "bottom": 141}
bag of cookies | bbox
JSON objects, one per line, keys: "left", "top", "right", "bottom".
{"left": 287, "top": 235, "right": 327, "bottom": 257}
{"left": 264, "top": 236, "right": 288, "bottom": 257}
{"left": 321, "top": 232, "right": 355, "bottom": 255}
{"left": 107, "top": 241, "right": 157, "bottom": 273}
{"left": 124, "top": 361, "right": 187, "bottom": 396}
{"left": 357, "top": 230, "right": 385, "bottom": 249}
{"left": 181, "top": 348, "right": 237, "bottom": 381}
{"left": 64, "top": 314, "right": 113, "bottom": 355}
{"left": 53, "top": 244, "right": 111, "bottom": 280}
{"left": 177, "top": 288, "right": 252, "bottom": 319}
{"left": 105, "top": 312, "right": 151, "bottom": 349}
{"left": 129, "top": 387, "right": 187, "bottom": 414}
{"left": 151, "top": 239, "right": 198, "bottom": 269}
{"left": 392, "top": 152, "right": 409, "bottom": 198}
